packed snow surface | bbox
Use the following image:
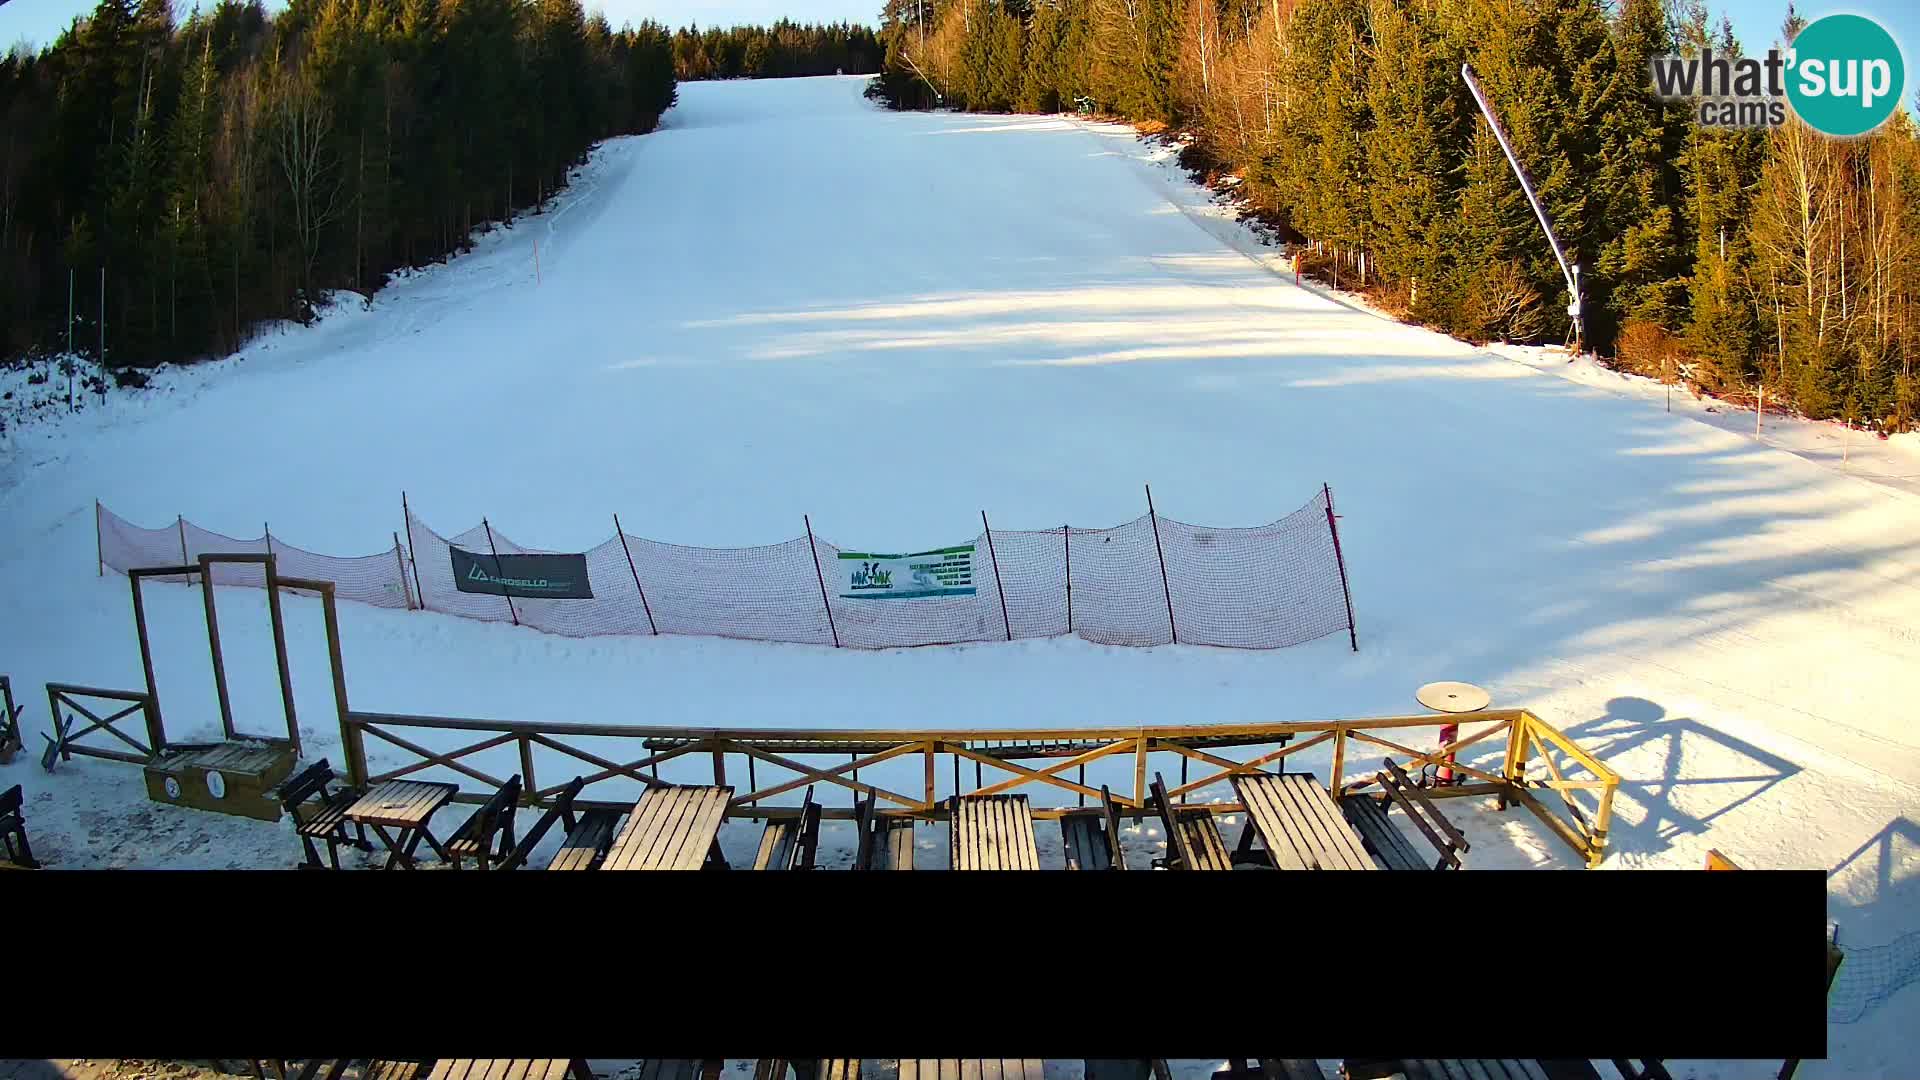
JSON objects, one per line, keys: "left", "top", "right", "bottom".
{"left": 2, "top": 76, "right": 1917, "bottom": 1076}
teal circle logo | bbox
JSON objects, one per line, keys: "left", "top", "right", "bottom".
{"left": 1787, "top": 14, "right": 1906, "bottom": 137}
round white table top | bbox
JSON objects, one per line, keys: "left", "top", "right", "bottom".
{"left": 1416, "top": 681, "right": 1492, "bottom": 714}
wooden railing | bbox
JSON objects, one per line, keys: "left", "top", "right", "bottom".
{"left": 45, "top": 683, "right": 162, "bottom": 766}
{"left": 341, "top": 706, "right": 1621, "bottom": 866}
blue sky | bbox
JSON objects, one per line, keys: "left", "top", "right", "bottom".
{"left": 1, "top": 0, "right": 1914, "bottom": 95}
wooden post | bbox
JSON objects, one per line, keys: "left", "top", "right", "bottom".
{"left": 924, "top": 742, "right": 936, "bottom": 809}
{"left": 401, "top": 492, "right": 427, "bottom": 612}
{"left": 392, "top": 533, "right": 413, "bottom": 610}
{"left": 319, "top": 584, "right": 363, "bottom": 786}
{"left": 1134, "top": 736, "right": 1148, "bottom": 816}
{"left": 1324, "top": 483, "right": 1358, "bottom": 651}
{"left": 1144, "top": 485, "right": 1177, "bottom": 644}
{"left": 981, "top": 511, "right": 1011, "bottom": 641}
{"left": 263, "top": 555, "right": 300, "bottom": 754}
{"left": 712, "top": 747, "right": 726, "bottom": 786}
{"left": 614, "top": 513, "right": 658, "bottom": 635}
{"left": 130, "top": 574, "right": 166, "bottom": 750}
{"left": 199, "top": 556, "right": 238, "bottom": 741}
{"left": 1062, "top": 524, "right": 1072, "bottom": 635}
{"left": 804, "top": 514, "right": 840, "bottom": 648}
{"left": 482, "top": 517, "right": 518, "bottom": 626}
{"left": 1329, "top": 726, "right": 1346, "bottom": 799}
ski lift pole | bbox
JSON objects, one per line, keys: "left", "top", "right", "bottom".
{"left": 1461, "top": 63, "right": 1583, "bottom": 352}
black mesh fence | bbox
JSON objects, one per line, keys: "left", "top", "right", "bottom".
{"left": 95, "top": 487, "right": 1357, "bottom": 651}
{"left": 1830, "top": 929, "right": 1920, "bottom": 1023}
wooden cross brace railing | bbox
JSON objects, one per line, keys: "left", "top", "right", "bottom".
{"left": 44, "top": 684, "right": 158, "bottom": 765}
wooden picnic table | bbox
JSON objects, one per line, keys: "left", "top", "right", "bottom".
{"left": 343, "top": 780, "right": 458, "bottom": 870}
{"left": 1230, "top": 772, "right": 1376, "bottom": 870}
{"left": 427, "top": 1062, "right": 589, "bottom": 1080}
{"left": 950, "top": 794, "right": 1040, "bottom": 870}
{"left": 901, "top": 1063, "right": 1043, "bottom": 1080}
{"left": 601, "top": 784, "right": 734, "bottom": 870}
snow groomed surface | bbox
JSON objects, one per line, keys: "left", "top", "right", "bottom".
{"left": 1, "top": 76, "right": 1918, "bottom": 1075}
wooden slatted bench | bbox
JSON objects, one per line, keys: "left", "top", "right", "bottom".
{"left": 949, "top": 793, "right": 1041, "bottom": 870}
{"left": 901, "top": 1062, "right": 1043, "bottom": 1080}
{"left": 635, "top": 1062, "right": 721, "bottom": 1080}
{"left": 855, "top": 795, "right": 914, "bottom": 870}
{"left": 1343, "top": 1060, "right": 1575, "bottom": 1080}
{"left": 428, "top": 1061, "right": 590, "bottom": 1080}
{"left": 1230, "top": 772, "right": 1376, "bottom": 871}
{"left": 1150, "top": 772, "right": 1232, "bottom": 870}
{"left": 276, "top": 759, "right": 369, "bottom": 870}
{"left": 260, "top": 1060, "right": 423, "bottom": 1080}
{"left": 1060, "top": 785, "right": 1126, "bottom": 870}
{"left": 1, "top": 784, "right": 37, "bottom": 869}
{"left": 754, "top": 784, "right": 824, "bottom": 870}
{"left": 445, "top": 774, "right": 522, "bottom": 870}
{"left": 497, "top": 776, "right": 621, "bottom": 871}
{"left": 1212, "top": 1060, "right": 1326, "bottom": 1080}
{"left": 1340, "top": 759, "right": 1469, "bottom": 870}
{"left": 601, "top": 785, "right": 734, "bottom": 870}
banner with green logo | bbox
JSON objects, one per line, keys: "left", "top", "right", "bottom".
{"left": 450, "top": 547, "right": 594, "bottom": 599}
{"left": 838, "top": 545, "right": 976, "bottom": 600}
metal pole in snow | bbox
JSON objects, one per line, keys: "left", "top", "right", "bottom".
{"left": 67, "top": 269, "right": 75, "bottom": 413}
{"left": 1756, "top": 383, "right": 1764, "bottom": 439}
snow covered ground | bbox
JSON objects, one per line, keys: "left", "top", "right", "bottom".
{"left": 1, "top": 75, "right": 1916, "bottom": 1075}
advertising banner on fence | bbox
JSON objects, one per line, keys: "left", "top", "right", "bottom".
{"left": 450, "top": 546, "right": 594, "bottom": 599}
{"left": 838, "top": 544, "right": 976, "bottom": 600}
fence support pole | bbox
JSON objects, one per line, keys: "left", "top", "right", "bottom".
{"left": 177, "top": 515, "right": 190, "bottom": 567}
{"left": 1144, "top": 485, "right": 1177, "bottom": 644}
{"left": 1062, "top": 524, "right": 1072, "bottom": 636}
{"left": 804, "top": 514, "right": 840, "bottom": 648}
{"left": 482, "top": 517, "right": 518, "bottom": 626}
{"left": 391, "top": 533, "right": 413, "bottom": 610}
{"left": 981, "top": 511, "right": 1011, "bottom": 642}
{"left": 613, "top": 513, "right": 659, "bottom": 635}
{"left": 1324, "top": 483, "right": 1358, "bottom": 652}
{"left": 95, "top": 500, "right": 103, "bottom": 577}
{"left": 401, "top": 492, "right": 426, "bottom": 612}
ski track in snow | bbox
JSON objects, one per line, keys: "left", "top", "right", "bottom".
{"left": 1, "top": 77, "right": 1917, "bottom": 1076}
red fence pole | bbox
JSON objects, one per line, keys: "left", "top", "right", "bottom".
{"left": 1324, "top": 482, "right": 1358, "bottom": 651}
{"left": 482, "top": 517, "right": 518, "bottom": 626}
{"left": 1145, "top": 484, "right": 1177, "bottom": 644}
{"left": 805, "top": 514, "right": 840, "bottom": 648}
{"left": 981, "top": 510, "right": 1012, "bottom": 641}
{"left": 401, "top": 492, "right": 426, "bottom": 613}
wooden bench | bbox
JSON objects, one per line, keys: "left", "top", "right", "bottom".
{"left": 758, "top": 1061, "right": 858, "bottom": 1080}
{"left": 497, "top": 776, "right": 621, "bottom": 871}
{"left": 602, "top": 784, "right": 734, "bottom": 870}
{"left": 1089, "top": 1061, "right": 1172, "bottom": 1080}
{"left": 258, "top": 1060, "right": 424, "bottom": 1080}
{"left": 634, "top": 1063, "right": 721, "bottom": 1080}
{"left": 901, "top": 1062, "right": 1042, "bottom": 1080}
{"left": 855, "top": 794, "right": 913, "bottom": 870}
{"left": 276, "top": 759, "right": 369, "bottom": 870}
{"left": 1340, "top": 759, "right": 1468, "bottom": 870}
{"left": 1150, "top": 772, "right": 1232, "bottom": 870}
{"left": 427, "top": 1062, "right": 591, "bottom": 1080}
{"left": 754, "top": 784, "right": 824, "bottom": 870}
{"left": 1230, "top": 771, "right": 1375, "bottom": 870}
{"left": 0, "top": 675, "right": 21, "bottom": 764}
{"left": 1, "top": 784, "right": 36, "bottom": 869}
{"left": 1212, "top": 1061, "right": 1325, "bottom": 1080}
{"left": 445, "top": 774, "right": 522, "bottom": 870}
{"left": 949, "top": 793, "right": 1041, "bottom": 870}
{"left": 1060, "top": 785, "right": 1126, "bottom": 870}
{"left": 1344, "top": 1061, "right": 1559, "bottom": 1080}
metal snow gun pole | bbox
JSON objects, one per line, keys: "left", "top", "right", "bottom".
{"left": 1461, "top": 63, "right": 1584, "bottom": 355}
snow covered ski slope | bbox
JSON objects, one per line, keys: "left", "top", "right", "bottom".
{"left": 1, "top": 76, "right": 1918, "bottom": 1073}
